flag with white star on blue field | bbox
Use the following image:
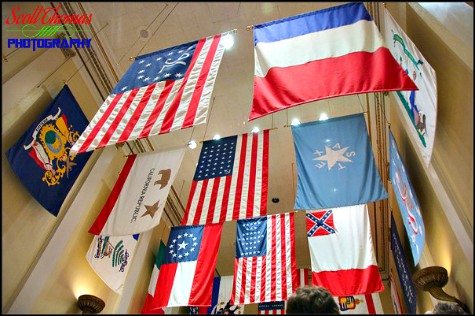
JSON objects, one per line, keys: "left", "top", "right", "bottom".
{"left": 291, "top": 113, "right": 387, "bottom": 209}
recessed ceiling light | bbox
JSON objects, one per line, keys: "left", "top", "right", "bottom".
{"left": 251, "top": 126, "right": 260, "bottom": 133}
{"left": 291, "top": 118, "right": 300, "bottom": 126}
{"left": 319, "top": 113, "right": 329, "bottom": 121}
{"left": 188, "top": 140, "right": 197, "bottom": 149}
{"left": 213, "top": 134, "right": 221, "bottom": 140}
{"left": 222, "top": 33, "right": 234, "bottom": 49}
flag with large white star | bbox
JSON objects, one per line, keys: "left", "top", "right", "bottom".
{"left": 291, "top": 113, "right": 388, "bottom": 209}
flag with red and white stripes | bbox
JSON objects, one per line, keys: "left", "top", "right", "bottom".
{"left": 297, "top": 268, "right": 311, "bottom": 288}
{"left": 231, "top": 212, "right": 298, "bottom": 305}
{"left": 70, "top": 32, "right": 229, "bottom": 155}
{"left": 182, "top": 130, "right": 269, "bottom": 225}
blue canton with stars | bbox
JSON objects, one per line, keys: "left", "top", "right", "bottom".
{"left": 164, "top": 225, "right": 203, "bottom": 264}
{"left": 236, "top": 217, "right": 267, "bottom": 259}
{"left": 111, "top": 40, "right": 198, "bottom": 95}
{"left": 306, "top": 210, "right": 336, "bottom": 237}
{"left": 194, "top": 135, "right": 237, "bottom": 181}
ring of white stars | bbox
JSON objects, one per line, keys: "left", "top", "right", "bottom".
{"left": 314, "top": 145, "right": 352, "bottom": 170}
{"left": 168, "top": 232, "right": 199, "bottom": 259}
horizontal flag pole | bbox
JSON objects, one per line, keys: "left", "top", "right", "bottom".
{"left": 129, "top": 28, "right": 238, "bottom": 62}
{"left": 198, "top": 127, "right": 278, "bottom": 143}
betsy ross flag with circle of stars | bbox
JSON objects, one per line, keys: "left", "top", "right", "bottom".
{"left": 70, "top": 31, "right": 230, "bottom": 155}
{"left": 182, "top": 130, "right": 270, "bottom": 226}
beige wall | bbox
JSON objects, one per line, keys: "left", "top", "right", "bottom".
{"left": 2, "top": 2, "right": 473, "bottom": 314}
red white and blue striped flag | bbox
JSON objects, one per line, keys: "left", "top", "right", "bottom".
{"left": 249, "top": 2, "right": 417, "bottom": 120}
{"left": 231, "top": 212, "right": 298, "bottom": 305}
{"left": 182, "top": 130, "right": 269, "bottom": 226}
{"left": 70, "top": 32, "right": 229, "bottom": 155}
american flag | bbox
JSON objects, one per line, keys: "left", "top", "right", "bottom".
{"left": 231, "top": 212, "right": 298, "bottom": 305}
{"left": 182, "top": 130, "right": 269, "bottom": 225}
{"left": 70, "top": 32, "right": 228, "bottom": 155}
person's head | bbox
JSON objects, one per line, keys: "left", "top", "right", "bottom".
{"left": 286, "top": 285, "right": 340, "bottom": 314}
{"left": 432, "top": 302, "right": 466, "bottom": 314}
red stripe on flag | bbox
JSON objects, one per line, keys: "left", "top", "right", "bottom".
{"left": 270, "top": 215, "right": 277, "bottom": 302}
{"left": 88, "top": 155, "right": 137, "bottom": 234}
{"left": 153, "top": 262, "right": 178, "bottom": 308}
{"left": 246, "top": 132, "right": 258, "bottom": 218}
{"left": 250, "top": 48, "right": 418, "bottom": 120}
{"left": 189, "top": 223, "right": 223, "bottom": 306}
{"left": 160, "top": 39, "right": 206, "bottom": 133}
{"left": 259, "top": 256, "right": 267, "bottom": 304}
{"left": 183, "top": 34, "right": 222, "bottom": 128}
{"left": 182, "top": 180, "right": 197, "bottom": 225}
{"left": 98, "top": 88, "right": 139, "bottom": 148}
{"left": 249, "top": 256, "right": 257, "bottom": 303}
{"left": 312, "top": 265, "right": 384, "bottom": 297}
{"left": 289, "top": 215, "right": 298, "bottom": 292}
{"left": 219, "top": 175, "right": 232, "bottom": 223}
{"left": 365, "top": 294, "right": 376, "bottom": 314}
{"left": 194, "top": 179, "right": 209, "bottom": 225}
{"left": 206, "top": 178, "right": 220, "bottom": 224}
{"left": 260, "top": 130, "right": 269, "bottom": 216}
{"left": 280, "top": 214, "right": 288, "bottom": 297}
{"left": 78, "top": 93, "right": 122, "bottom": 153}
{"left": 139, "top": 80, "right": 174, "bottom": 139}
{"left": 118, "top": 83, "right": 156, "bottom": 143}
{"left": 238, "top": 258, "right": 248, "bottom": 304}
{"left": 232, "top": 134, "right": 248, "bottom": 220}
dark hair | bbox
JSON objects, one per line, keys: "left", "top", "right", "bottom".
{"left": 433, "top": 302, "right": 466, "bottom": 314}
{"left": 286, "top": 285, "right": 340, "bottom": 314}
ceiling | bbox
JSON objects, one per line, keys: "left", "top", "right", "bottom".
{"left": 69, "top": 2, "right": 385, "bottom": 278}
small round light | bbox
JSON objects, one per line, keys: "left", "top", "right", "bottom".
{"left": 291, "top": 118, "right": 300, "bottom": 126}
{"left": 319, "top": 113, "right": 329, "bottom": 121}
{"left": 213, "top": 134, "right": 221, "bottom": 140}
{"left": 222, "top": 33, "right": 234, "bottom": 49}
{"left": 188, "top": 140, "right": 197, "bottom": 149}
{"left": 251, "top": 127, "right": 260, "bottom": 133}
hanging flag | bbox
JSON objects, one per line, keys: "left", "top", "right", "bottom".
{"left": 383, "top": 8, "right": 437, "bottom": 166}
{"left": 151, "top": 223, "right": 223, "bottom": 308}
{"left": 182, "top": 130, "right": 269, "bottom": 226}
{"left": 249, "top": 2, "right": 417, "bottom": 120}
{"left": 191, "top": 276, "right": 245, "bottom": 314}
{"left": 85, "top": 233, "right": 139, "bottom": 294}
{"left": 70, "top": 32, "right": 229, "bottom": 155}
{"left": 292, "top": 113, "right": 387, "bottom": 210}
{"left": 334, "top": 293, "right": 383, "bottom": 314}
{"left": 5, "top": 85, "right": 93, "bottom": 216}
{"left": 231, "top": 212, "right": 298, "bottom": 305}
{"left": 89, "top": 148, "right": 185, "bottom": 236}
{"left": 389, "top": 269, "right": 404, "bottom": 314}
{"left": 297, "top": 268, "right": 311, "bottom": 288}
{"left": 142, "top": 241, "right": 172, "bottom": 314}
{"left": 390, "top": 214, "right": 417, "bottom": 314}
{"left": 389, "top": 131, "right": 425, "bottom": 265}
{"left": 258, "top": 301, "right": 285, "bottom": 315}
{"left": 306, "top": 204, "right": 384, "bottom": 296}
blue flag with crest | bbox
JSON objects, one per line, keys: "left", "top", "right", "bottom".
{"left": 291, "top": 113, "right": 388, "bottom": 209}
{"left": 6, "top": 85, "right": 93, "bottom": 216}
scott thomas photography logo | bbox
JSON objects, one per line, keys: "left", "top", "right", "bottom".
{"left": 5, "top": 3, "right": 93, "bottom": 51}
